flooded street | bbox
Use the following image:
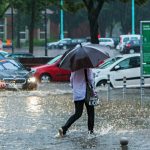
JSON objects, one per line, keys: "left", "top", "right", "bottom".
{"left": 0, "top": 83, "right": 150, "bottom": 150}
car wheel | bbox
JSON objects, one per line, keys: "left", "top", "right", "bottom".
{"left": 129, "top": 49, "right": 135, "bottom": 54}
{"left": 96, "top": 80, "right": 113, "bottom": 88}
{"left": 40, "top": 74, "right": 52, "bottom": 83}
{"left": 62, "top": 45, "right": 67, "bottom": 50}
{"left": 96, "top": 80, "right": 107, "bottom": 87}
{"left": 51, "top": 45, "right": 55, "bottom": 49}
{"left": 106, "top": 45, "right": 111, "bottom": 49}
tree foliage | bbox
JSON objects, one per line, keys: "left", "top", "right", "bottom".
{"left": 0, "top": 0, "right": 149, "bottom": 52}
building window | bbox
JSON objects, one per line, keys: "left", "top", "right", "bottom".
{"left": 0, "top": 19, "right": 4, "bottom": 39}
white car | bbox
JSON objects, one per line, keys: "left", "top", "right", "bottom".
{"left": 93, "top": 53, "right": 150, "bottom": 88}
{"left": 99, "top": 38, "right": 115, "bottom": 48}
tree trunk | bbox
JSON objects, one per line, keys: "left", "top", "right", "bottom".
{"left": 83, "top": 0, "right": 104, "bottom": 44}
{"left": 99, "top": 16, "right": 106, "bottom": 37}
{"left": 87, "top": 12, "right": 99, "bottom": 43}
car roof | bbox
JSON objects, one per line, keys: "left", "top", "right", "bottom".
{"left": 109, "top": 53, "right": 140, "bottom": 66}
{"left": 97, "top": 53, "right": 140, "bottom": 70}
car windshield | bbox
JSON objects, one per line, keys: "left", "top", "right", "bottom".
{"left": 0, "top": 60, "right": 21, "bottom": 70}
{"left": 98, "top": 56, "right": 122, "bottom": 69}
{"left": 126, "top": 39, "right": 140, "bottom": 44}
{"left": 47, "top": 55, "right": 62, "bottom": 65}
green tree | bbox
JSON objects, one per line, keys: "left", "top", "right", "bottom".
{"left": 0, "top": 0, "right": 148, "bottom": 52}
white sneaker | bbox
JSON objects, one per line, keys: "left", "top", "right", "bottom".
{"left": 87, "top": 131, "right": 96, "bottom": 139}
{"left": 54, "top": 128, "right": 64, "bottom": 138}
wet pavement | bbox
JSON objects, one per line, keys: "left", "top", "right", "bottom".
{"left": 0, "top": 83, "right": 150, "bottom": 150}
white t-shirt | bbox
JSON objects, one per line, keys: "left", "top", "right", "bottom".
{"left": 70, "top": 68, "right": 94, "bottom": 101}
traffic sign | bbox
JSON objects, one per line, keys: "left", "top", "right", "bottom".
{"left": 141, "top": 21, "right": 150, "bottom": 75}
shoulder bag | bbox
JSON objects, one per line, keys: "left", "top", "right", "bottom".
{"left": 84, "top": 69, "right": 100, "bottom": 106}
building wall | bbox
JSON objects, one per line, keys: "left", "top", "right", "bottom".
{"left": 0, "top": 14, "right": 90, "bottom": 42}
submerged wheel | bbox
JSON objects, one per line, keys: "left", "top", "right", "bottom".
{"left": 22, "top": 83, "right": 37, "bottom": 90}
{"left": 96, "top": 80, "right": 113, "bottom": 88}
{"left": 40, "top": 74, "right": 52, "bottom": 83}
{"left": 97, "top": 80, "right": 107, "bottom": 87}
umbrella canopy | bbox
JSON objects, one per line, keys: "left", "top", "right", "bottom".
{"left": 59, "top": 44, "right": 110, "bottom": 71}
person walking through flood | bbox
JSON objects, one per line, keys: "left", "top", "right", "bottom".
{"left": 55, "top": 68, "right": 95, "bottom": 137}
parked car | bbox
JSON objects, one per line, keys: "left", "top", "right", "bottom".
{"left": 31, "top": 55, "right": 71, "bottom": 83}
{"left": 0, "top": 59, "right": 37, "bottom": 90}
{"left": 122, "top": 39, "right": 140, "bottom": 54}
{"left": 6, "top": 52, "right": 34, "bottom": 59}
{"left": 93, "top": 53, "right": 150, "bottom": 88}
{"left": 47, "top": 38, "right": 72, "bottom": 49}
{"left": 112, "top": 37, "right": 119, "bottom": 48}
{"left": 71, "top": 38, "right": 87, "bottom": 46}
{"left": 99, "top": 38, "right": 115, "bottom": 48}
{"left": 116, "top": 34, "right": 140, "bottom": 52}
{"left": 93, "top": 55, "right": 123, "bottom": 77}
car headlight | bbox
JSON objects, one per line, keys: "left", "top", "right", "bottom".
{"left": 28, "top": 77, "right": 36, "bottom": 83}
{"left": 30, "top": 68, "right": 36, "bottom": 74}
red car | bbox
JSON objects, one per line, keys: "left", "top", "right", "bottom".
{"left": 31, "top": 55, "right": 71, "bottom": 83}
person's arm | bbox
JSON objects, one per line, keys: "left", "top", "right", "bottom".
{"left": 70, "top": 72, "right": 73, "bottom": 88}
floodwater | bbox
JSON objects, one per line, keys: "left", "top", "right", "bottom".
{"left": 0, "top": 83, "right": 150, "bottom": 150}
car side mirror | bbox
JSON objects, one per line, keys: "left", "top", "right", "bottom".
{"left": 114, "top": 65, "right": 120, "bottom": 71}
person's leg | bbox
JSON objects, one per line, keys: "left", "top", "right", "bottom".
{"left": 61, "top": 100, "right": 84, "bottom": 134}
{"left": 85, "top": 102, "right": 95, "bottom": 133}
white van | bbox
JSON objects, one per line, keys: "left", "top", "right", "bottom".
{"left": 116, "top": 34, "right": 140, "bottom": 52}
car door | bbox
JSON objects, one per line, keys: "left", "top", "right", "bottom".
{"left": 55, "top": 67, "right": 71, "bottom": 81}
{"left": 110, "top": 56, "right": 141, "bottom": 88}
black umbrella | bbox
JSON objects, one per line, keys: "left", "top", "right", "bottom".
{"left": 59, "top": 44, "right": 110, "bottom": 71}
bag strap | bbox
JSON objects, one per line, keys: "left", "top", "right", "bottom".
{"left": 84, "top": 69, "right": 88, "bottom": 83}
{"left": 84, "top": 69, "right": 93, "bottom": 88}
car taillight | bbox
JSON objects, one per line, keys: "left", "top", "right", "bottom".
{"left": 126, "top": 44, "right": 131, "bottom": 47}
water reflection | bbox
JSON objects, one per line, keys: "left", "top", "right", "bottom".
{"left": 0, "top": 99, "right": 7, "bottom": 119}
{"left": 0, "top": 83, "right": 150, "bottom": 150}
{"left": 26, "top": 96, "right": 44, "bottom": 117}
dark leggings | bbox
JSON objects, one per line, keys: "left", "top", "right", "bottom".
{"left": 62, "top": 100, "right": 94, "bottom": 133}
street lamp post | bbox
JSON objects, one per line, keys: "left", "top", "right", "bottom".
{"left": 60, "top": 0, "right": 64, "bottom": 40}
{"left": 132, "top": 0, "right": 135, "bottom": 34}
{"left": 44, "top": 7, "right": 48, "bottom": 56}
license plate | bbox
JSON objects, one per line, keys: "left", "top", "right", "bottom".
{"left": 7, "top": 83, "right": 22, "bottom": 89}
